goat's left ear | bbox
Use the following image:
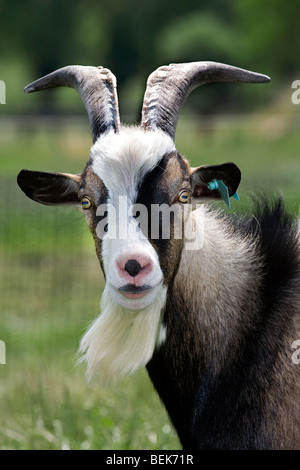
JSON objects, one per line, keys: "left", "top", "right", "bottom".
{"left": 190, "top": 162, "right": 241, "bottom": 204}
{"left": 17, "top": 169, "right": 81, "bottom": 205}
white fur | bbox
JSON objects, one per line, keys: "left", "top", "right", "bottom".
{"left": 91, "top": 127, "right": 175, "bottom": 308}
{"left": 79, "top": 127, "right": 174, "bottom": 383}
{"left": 91, "top": 126, "right": 175, "bottom": 204}
{"left": 92, "top": 126, "right": 175, "bottom": 307}
{"left": 79, "top": 283, "right": 167, "bottom": 385}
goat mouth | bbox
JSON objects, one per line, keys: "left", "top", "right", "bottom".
{"left": 118, "top": 284, "right": 152, "bottom": 299}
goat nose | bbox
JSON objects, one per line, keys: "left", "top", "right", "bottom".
{"left": 116, "top": 254, "right": 153, "bottom": 282}
{"left": 124, "top": 259, "right": 142, "bottom": 277}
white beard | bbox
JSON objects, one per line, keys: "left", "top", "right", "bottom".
{"left": 78, "top": 283, "right": 167, "bottom": 385}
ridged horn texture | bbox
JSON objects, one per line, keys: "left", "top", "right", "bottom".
{"left": 141, "top": 61, "right": 270, "bottom": 140}
{"left": 24, "top": 65, "right": 120, "bottom": 143}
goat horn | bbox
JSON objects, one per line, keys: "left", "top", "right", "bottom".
{"left": 141, "top": 61, "right": 270, "bottom": 139}
{"left": 25, "top": 65, "right": 120, "bottom": 143}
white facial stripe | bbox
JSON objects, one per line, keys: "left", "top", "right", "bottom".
{"left": 90, "top": 126, "right": 175, "bottom": 205}
{"left": 99, "top": 189, "right": 163, "bottom": 296}
{"left": 91, "top": 126, "right": 175, "bottom": 300}
{"left": 79, "top": 127, "right": 174, "bottom": 383}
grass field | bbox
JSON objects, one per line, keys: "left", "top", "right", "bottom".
{"left": 0, "top": 107, "right": 299, "bottom": 449}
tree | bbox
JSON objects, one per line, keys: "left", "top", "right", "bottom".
{"left": 233, "top": 0, "right": 300, "bottom": 79}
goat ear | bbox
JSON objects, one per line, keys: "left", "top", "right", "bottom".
{"left": 190, "top": 162, "right": 241, "bottom": 203}
{"left": 17, "top": 169, "right": 81, "bottom": 205}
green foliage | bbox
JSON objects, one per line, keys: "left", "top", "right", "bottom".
{"left": 233, "top": 0, "right": 300, "bottom": 79}
{"left": 156, "top": 11, "right": 239, "bottom": 64}
{"left": 1, "top": 0, "right": 297, "bottom": 115}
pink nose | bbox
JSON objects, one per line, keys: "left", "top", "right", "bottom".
{"left": 116, "top": 255, "right": 153, "bottom": 283}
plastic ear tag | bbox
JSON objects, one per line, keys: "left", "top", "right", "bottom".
{"left": 207, "top": 179, "right": 231, "bottom": 208}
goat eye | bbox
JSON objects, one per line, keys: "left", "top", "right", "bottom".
{"left": 178, "top": 190, "right": 190, "bottom": 203}
{"left": 80, "top": 196, "right": 91, "bottom": 209}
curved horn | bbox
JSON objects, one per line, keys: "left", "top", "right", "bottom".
{"left": 25, "top": 65, "right": 120, "bottom": 143}
{"left": 141, "top": 61, "right": 270, "bottom": 140}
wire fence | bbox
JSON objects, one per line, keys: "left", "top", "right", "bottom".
{"left": 0, "top": 173, "right": 104, "bottom": 364}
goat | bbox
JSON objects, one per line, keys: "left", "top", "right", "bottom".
{"left": 17, "top": 62, "right": 300, "bottom": 450}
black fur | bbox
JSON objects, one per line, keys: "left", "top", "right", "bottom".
{"left": 233, "top": 197, "right": 300, "bottom": 315}
{"left": 147, "top": 198, "right": 300, "bottom": 450}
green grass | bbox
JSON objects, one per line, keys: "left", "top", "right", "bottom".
{"left": 0, "top": 112, "right": 299, "bottom": 450}
{"left": 0, "top": 246, "right": 180, "bottom": 450}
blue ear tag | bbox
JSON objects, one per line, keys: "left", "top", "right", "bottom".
{"left": 207, "top": 179, "right": 239, "bottom": 208}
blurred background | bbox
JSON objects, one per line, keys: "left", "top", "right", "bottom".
{"left": 0, "top": 0, "right": 299, "bottom": 450}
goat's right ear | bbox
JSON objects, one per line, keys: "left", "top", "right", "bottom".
{"left": 17, "top": 169, "right": 81, "bottom": 205}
